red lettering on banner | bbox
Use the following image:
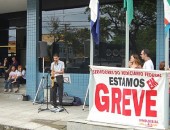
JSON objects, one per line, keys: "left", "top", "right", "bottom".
{"left": 95, "top": 84, "right": 157, "bottom": 117}
{"left": 95, "top": 83, "right": 109, "bottom": 112}
{"left": 111, "top": 88, "right": 121, "bottom": 114}
{"left": 146, "top": 78, "right": 158, "bottom": 90}
{"left": 146, "top": 90, "right": 157, "bottom": 117}
{"left": 132, "top": 89, "right": 145, "bottom": 116}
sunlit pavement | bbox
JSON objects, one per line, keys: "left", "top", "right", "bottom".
{"left": 0, "top": 77, "right": 89, "bottom": 130}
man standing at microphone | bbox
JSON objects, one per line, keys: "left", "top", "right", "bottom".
{"left": 51, "top": 53, "right": 65, "bottom": 108}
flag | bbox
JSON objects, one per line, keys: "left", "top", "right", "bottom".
{"left": 124, "top": 0, "right": 134, "bottom": 25}
{"left": 89, "top": 0, "right": 100, "bottom": 44}
{"left": 164, "top": 0, "right": 170, "bottom": 34}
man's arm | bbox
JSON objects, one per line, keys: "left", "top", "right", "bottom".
{"left": 55, "top": 68, "right": 64, "bottom": 74}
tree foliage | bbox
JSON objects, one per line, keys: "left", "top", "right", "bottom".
{"left": 47, "top": 0, "right": 156, "bottom": 63}
{"left": 89, "top": 0, "right": 156, "bottom": 55}
{"left": 47, "top": 17, "right": 63, "bottom": 42}
{"left": 47, "top": 16, "right": 90, "bottom": 59}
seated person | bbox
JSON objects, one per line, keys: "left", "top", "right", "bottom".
{"left": 4, "top": 66, "right": 12, "bottom": 81}
{"left": 0, "top": 62, "right": 3, "bottom": 77}
{"left": 14, "top": 65, "right": 26, "bottom": 93}
{"left": 0, "top": 58, "right": 10, "bottom": 77}
{"left": 11, "top": 56, "right": 18, "bottom": 68}
{"left": 3, "top": 58, "right": 11, "bottom": 80}
{"left": 4, "top": 65, "right": 17, "bottom": 92}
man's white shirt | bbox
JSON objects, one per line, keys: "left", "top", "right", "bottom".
{"left": 143, "top": 59, "right": 154, "bottom": 70}
{"left": 51, "top": 60, "right": 65, "bottom": 77}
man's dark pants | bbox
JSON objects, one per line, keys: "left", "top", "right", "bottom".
{"left": 51, "top": 75, "right": 63, "bottom": 107}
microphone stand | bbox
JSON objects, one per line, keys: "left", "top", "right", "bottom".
{"left": 38, "top": 73, "right": 51, "bottom": 113}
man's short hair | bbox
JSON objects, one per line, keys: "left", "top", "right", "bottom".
{"left": 143, "top": 49, "right": 150, "bottom": 57}
{"left": 53, "top": 53, "right": 59, "bottom": 57}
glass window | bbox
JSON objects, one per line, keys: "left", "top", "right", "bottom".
{"left": 41, "top": 7, "right": 90, "bottom": 73}
{"left": 8, "top": 28, "right": 16, "bottom": 57}
{"left": 40, "top": 1, "right": 156, "bottom": 73}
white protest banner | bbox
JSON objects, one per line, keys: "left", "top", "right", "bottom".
{"left": 87, "top": 66, "right": 169, "bottom": 129}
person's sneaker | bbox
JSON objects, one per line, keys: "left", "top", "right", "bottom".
{"left": 51, "top": 105, "right": 57, "bottom": 109}
{"left": 57, "top": 106, "right": 64, "bottom": 112}
{"left": 8, "top": 89, "right": 12, "bottom": 92}
{"left": 4, "top": 89, "right": 7, "bottom": 92}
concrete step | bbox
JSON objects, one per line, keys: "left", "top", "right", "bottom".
{"left": 0, "top": 125, "right": 27, "bottom": 130}
{"left": 0, "top": 78, "right": 26, "bottom": 93}
{"left": 0, "top": 84, "right": 26, "bottom": 94}
{"left": 0, "top": 78, "right": 26, "bottom": 100}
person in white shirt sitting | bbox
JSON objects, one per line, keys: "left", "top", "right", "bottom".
{"left": 13, "top": 65, "right": 26, "bottom": 93}
{"left": 4, "top": 65, "right": 17, "bottom": 92}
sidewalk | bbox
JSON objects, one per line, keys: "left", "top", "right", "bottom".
{"left": 1, "top": 77, "right": 170, "bottom": 130}
{"left": 0, "top": 93, "right": 89, "bottom": 130}
{"left": 0, "top": 78, "right": 89, "bottom": 130}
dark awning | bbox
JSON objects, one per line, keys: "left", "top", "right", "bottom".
{"left": 0, "top": 0, "right": 124, "bottom": 14}
{"left": 42, "top": 0, "right": 122, "bottom": 11}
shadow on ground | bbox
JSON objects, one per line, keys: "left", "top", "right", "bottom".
{"left": 32, "top": 119, "right": 66, "bottom": 130}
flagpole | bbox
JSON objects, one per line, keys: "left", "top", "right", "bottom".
{"left": 164, "top": 29, "right": 169, "bottom": 129}
{"left": 90, "top": 34, "right": 94, "bottom": 65}
{"left": 165, "top": 30, "right": 169, "bottom": 69}
{"left": 125, "top": 11, "right": 129, "bottom": 68}
{"left": 88, "top": 33, "right": 94, "bottom": 110}
{"left": 163, "top": 1, "right": 169, "bottom": 128}
{"left": 86, "top": 0, "right": 99, "bottom": 110}
{"left": 83, "top": 32, "right": 94, "bottom": 110}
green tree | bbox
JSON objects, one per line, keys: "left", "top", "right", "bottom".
{"left": 86, "top": 0, "right": 156, "bottom": 55}
{"left": 130, "top": 0, "right": 156, "bottom": 54}
{"left": 48, "top": 16, "right": 90, "bottom": 59}
{"left": 47, "top": 17, "right": 63, "bottom": 42}
{"left": 64, "top": 28, "right": 90, "bottom": 57}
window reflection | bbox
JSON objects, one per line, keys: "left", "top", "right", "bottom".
{"left": 41, "top": 7, "right": 90, "bottom": 73}
{"left": 40, "top": 3, "right": 130, "bottom": 73}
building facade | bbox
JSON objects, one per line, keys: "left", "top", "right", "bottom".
{"left": 0, "top": 0, "right": 167, "bottom": 104}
